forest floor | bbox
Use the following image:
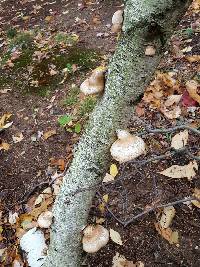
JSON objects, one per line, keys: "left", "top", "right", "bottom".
{"left": 0, "top": 0, "right": 200, "bottom": 266}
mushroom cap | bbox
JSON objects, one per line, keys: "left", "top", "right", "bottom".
{"left": 82, "top": 225, "right": 109, "bottom": 253}
{"left": 80, "top": 69, "right": 105, "bottom": 95}
{"left": 112, "top": 10, "right": 123, "bottom": 25}
{"left": 145, "top": 46, "right": 156, "bottom": 56}
{"left": 111, "top": 23, "right": 122, "bottom": 33}
{"left": 37, "top": 211, "right": 53, "bottom": 228}
{"left": 110, "top": 130, "right": 146, "bottom": 163}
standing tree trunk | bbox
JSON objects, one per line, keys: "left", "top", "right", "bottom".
{"left": 44, "top": 0, "right": 191, "bottom": 266}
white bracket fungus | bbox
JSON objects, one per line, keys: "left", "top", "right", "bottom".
{"left": 82, "top": 225, "right": 109, "bottom": 253}
{"left": 110, "top": 130, "right": 146, "bottom": 163}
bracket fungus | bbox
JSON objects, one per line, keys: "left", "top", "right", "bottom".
{"left": 37, "top": 211, "right": 53, "bottom": 229}
{"left": 111, "top": 10, "right": 123, "bottom": 33}
{"left": 82, "top": 225, "right": 109, "bottom": 253}
{"left": 110, "top": 130, "right": 146, "bottom": 163}
{"left": 80, "top": 67, "right": 106, "bottom": 95}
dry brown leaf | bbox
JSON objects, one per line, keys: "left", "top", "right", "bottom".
{"left": 0, "top": 142, "right": 10, "bottom": 151}
{"left": 43, "top": 130, "right": 57, "bottom": 140}
{"left": 50, "top": 158, "right": 65, "bottom": 171}
{"left": 164, "top": 95, "right": 182, "bottom": 107}
{"left": 155, "top": 223, "right": 179, "bottom": 245}
{"left": 159, "top": 161, "right": 198, "bottom": 180}
{"left": 160, "top": 106, "right": 181, "bottom": 119}
{"left": 186, "top": 55, "right": 200, "bottom": 63}
{"left": 171, "top": 130, "right": 189, "bottom": 149}
{"left": 143, "top": 72, "right": 180, "bottom": 109}
{"left": 31, "top": 197, "right": 53, "bottom": 218}
{"left": 110, "top": 229, "right": 123, "bottom": 245}
{"left": 186, "top": 80, "right": 200, "bottom": 104}
{"left": 191, "top": 188, "right": 200, "bottom": 208}
{"left": 0, "top": 113, "right": 12, "bottom": 129}
{"left": 112, "top": 252, "right": 136, "bottom": 267}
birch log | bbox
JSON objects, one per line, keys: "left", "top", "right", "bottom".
{"left": 44, "top": 0, "right": 191, "bottom": 266}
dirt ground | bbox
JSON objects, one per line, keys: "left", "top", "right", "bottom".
{"left": 0, "top": 0, "right": 122, "bottom": 207}
{"left": 0, "top": 0, "right": 200, "bottom": 266}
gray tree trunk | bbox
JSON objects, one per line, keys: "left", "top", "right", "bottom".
{"left": 44, "top": 1, "right": 191, "bottom": 266}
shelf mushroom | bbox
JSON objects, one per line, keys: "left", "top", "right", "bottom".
{"left": 82, "top": 225, "right": 109, "bottom": 253}
{"left": 80, "top": 67, "right": 106, "bottom": 95}
{"left": 110, "top": 130, "right": 146, "bottom": 163}
{"left": 111, "top": 10, "right": 123, "bottom": 33}
{"left": 37, "top": 211, "right": 53, "bottom": 228}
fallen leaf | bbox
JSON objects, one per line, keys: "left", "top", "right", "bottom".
{"left": 160, "top": 106, "right": 181, "bottom": 119}
{"left": 191, "top": 188, "right": 200, "bottom": 208}
{"left": 159, "top": 161, "right": 198, "bottom": 180}
{"left": 159, "top": 206, "right": 176, "bottom": 228}
{"left": 186, "top": 80, "right": 200, "bottom": 104}
{"left": 0, "top": 113, "right": 13, "bottom": 130}
{"left": 43, "top": 130, "right": 56, "bottom": 140}
{"left": 99, "top": 194, "right": 109, "bottom": 213}
{"left": 171, "top": 130, "right": 189, "bottom": 149}
{"left": 112, "top": 252, "right": 136, "bottom": 267}
{"left": 186, "top": 55, "right": 200, "bottom": 63}
{"left": 12, "top": 133, "right": 24, "bottom": 143}
{"left": 110, "top": 229, "right": 123, "bottom": 245}
{"left": 181, "top": 90, "right": 198, "bottom": 107}
{"left": 110, "top": 164, "right": 118, "bottom": 177}
{"left": 45, "top": 15, "right": 53, "bottom": 23}
{"left": 50, "top": 158, "right": 65, "bottom": 171}
{"left": 155, "top": 223, "right": 179, "bottom": 244}
{"left": 164, "top": 95, "right": 182, "bottom": 107}
{"left": 0, "top": 142, "right": 10, "bottom": 151}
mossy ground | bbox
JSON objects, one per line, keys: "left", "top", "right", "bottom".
{"left": 0, "top": 30, "right": 100, "bottom": 97}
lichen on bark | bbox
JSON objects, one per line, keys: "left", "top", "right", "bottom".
{"left": 44, "top": 1, "right": 191, "bottom": 266}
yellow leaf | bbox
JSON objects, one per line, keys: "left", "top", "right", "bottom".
{"left": 0, "top": 113, "right": 12, "bottom": 129}
{"left": 0, "top": 142, "right": 10, "bottom": 151}
{"left": 110, "top": 164, "right": 118, "bottom": 177}
{"left": 45, "top": 16, "right": 53, "bottom": 23}
{"left": 99, "top": 194, "right": 109, "bottom": 213}
{"left": 191, "top": 188, "right": 200, "bottom": 208}
{"left": 103, "top": 194, "right": 109, "bottom": 203}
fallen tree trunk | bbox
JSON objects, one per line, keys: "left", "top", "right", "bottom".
{"left": 44, "top": 1, "right": 191, "bottom": 266}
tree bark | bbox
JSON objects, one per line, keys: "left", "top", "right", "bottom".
{"left": 44, "top": 0, "right": 191, "bottom": 266}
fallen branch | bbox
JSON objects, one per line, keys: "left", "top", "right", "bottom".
{"left": 44, "top": 1, "right": 191, "bottom": 266}
{"left": 146, "top": 125, "right": 200, "bottom": 135}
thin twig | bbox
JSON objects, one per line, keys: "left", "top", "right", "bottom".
{"left": 146, "top": 125, "right": 200, "bottom": 135}
{"left": 96, "top": 191, "right": 126, "bottom": 225}
{"left": 124, "top": 196, "right": 196, "bottom": 227}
